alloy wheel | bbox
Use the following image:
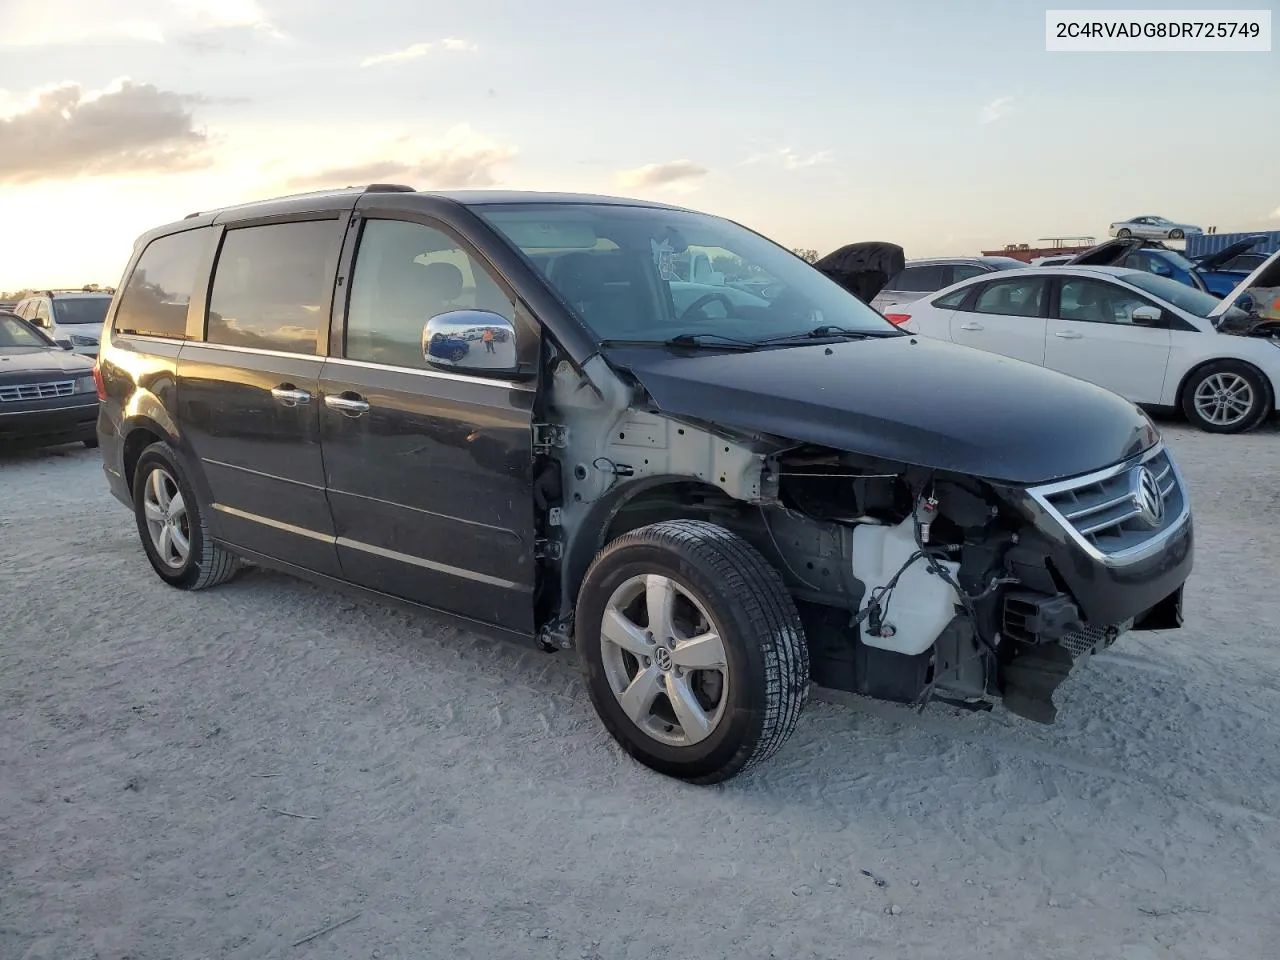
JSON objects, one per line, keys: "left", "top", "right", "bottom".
{"left": 598, "top": 573, "right": 729, "bottom": 747}
{"left": 142, "top": 467, "right": 191, "bottom": 569}
{"left": 1193, "top": 372, "right": 1255, "bottom": 427}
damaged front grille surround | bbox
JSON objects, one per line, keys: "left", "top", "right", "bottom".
{"left": 1025, "top": 444, "right": 1189, "bottom": 565}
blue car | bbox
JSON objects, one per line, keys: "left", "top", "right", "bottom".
{"left": 1064, "top": 237, "right": 1264, "bottom": 302}
{"left": 427, "top": 332, "right": 470, "bottom": 362}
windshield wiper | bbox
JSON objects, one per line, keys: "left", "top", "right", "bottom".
{"left": 755, "top": 325, "right": 897, "bottom": 345}
{"left": 599, "top": 333, "right": 761, "bottom": 351}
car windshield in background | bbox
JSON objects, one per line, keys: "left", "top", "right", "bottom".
{"left": 476, "top": 203, "right": 900, "bottom": 345}
{"left": 1122, "top": 272, "right": 1224, "bottom": 318}
{"left": 52, "top": 297, "right": 111, "bottom": 325}
{"left": 0, "top": 314, "right": 52, "bottom": 349}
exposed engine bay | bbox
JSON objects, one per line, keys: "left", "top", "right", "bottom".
{"left": 533, "top": 352, "right": 1163, "bottom": 724}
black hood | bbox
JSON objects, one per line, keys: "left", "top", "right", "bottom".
{"left": 812, "top": 242, "right": 905, "bottom": 303}
{"left": 0, "top": 346, "right": 94, "bottom": 383}
{"left": 606, "top": 336, "right": 1156, "bottom": 485}
{"left": 1193, "top": 236, "right": 1264, "bottom": 272}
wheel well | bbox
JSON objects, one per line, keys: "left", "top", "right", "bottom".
{"left": 600, "top": 480, "right": 739, "bottom": 545}
{"left": 555, "top": 478, "right": 740, "bottom": 629}
{"left": 1175, "top": 358, "right": 1275, "bottom": 413}
{"left": 122, "top": 427, "right": 163, "bottom": 493}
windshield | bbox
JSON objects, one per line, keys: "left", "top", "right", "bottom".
{"left": 52, "top": 297, "right": 111, "bottom": 325}
{"left": 1122, "top": 272, "right": 1224, "bottom": 318}
{"left": 476, "top": 203, "right": 900, "bottom": 344}
{"left": 0, "top": 314, "right": 53, "bottom": 349}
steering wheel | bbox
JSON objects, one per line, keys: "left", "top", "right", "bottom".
{"left": 678, "top": 292, "right": 735, "bottom": 322}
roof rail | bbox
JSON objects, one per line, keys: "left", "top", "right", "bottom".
{"left": 182, "top": 182, "right": 416, "bottom": 220}
{"left": 45, "top": 287, "right": 108, "bottom": 296}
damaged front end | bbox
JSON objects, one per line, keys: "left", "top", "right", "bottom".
{"left": 737, "top": 441, "right": 1192, "bottom": 724}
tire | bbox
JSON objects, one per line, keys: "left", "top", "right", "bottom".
{"left": 1117, "top": 228, "right": 1132, "bottom": 238}
{"left": 575, "top": 519, "right": 809, "bottom": 784}
{"left": 1180, "top": 360, "right": 1272, "bottom": 434}
{"left": 1170, "top": 229, "right": 1184, "bottom": 240}
{"left": 132, "top": 441, "right": 241, "bottom": 590}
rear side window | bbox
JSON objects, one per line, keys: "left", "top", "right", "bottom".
{"left": 114, "top": 228, "right": 211, "bottom": 339}
{"left": 890, "top": 264, "right": 946, "bottom": 292}
{"left": 206, "top": 220, "right": 342, "bottom": 355}
{"left": 974, "top": 277, "right": 1047, "bottom": 317}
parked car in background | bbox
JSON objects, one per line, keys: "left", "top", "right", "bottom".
{"left": 1066, "top": 238, "right": 1254, "bottom": 300}
{"left": 12, "top": 290, "right": 112, "bottom": 356}
{"left": 0, "top": 311, "right": 100, "bottom": 449}
{"left": 96, "top": 185, "right": 1191, "bottom": 783}
{"left": 895, "top": 251, "right": 1280, "bottom": 433}
{"left": 870, "top": 255, "right": 1025, "bottom": 313}
{"left": 1107, "top": 216, "right": 1203, "bottom": 241}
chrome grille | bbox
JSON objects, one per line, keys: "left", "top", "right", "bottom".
{"left": 0, "top": 380, "right": 76, "bottom": 402}
{"left": 1028, "top": 445, "right": 1188, "bottom": 562}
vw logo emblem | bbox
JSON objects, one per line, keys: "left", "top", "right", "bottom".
{"left": 654, "top": 646, "right": 674, "bottom": 671}
{"left": 1131, "top": 466, "right": 1165, "bottom": 528}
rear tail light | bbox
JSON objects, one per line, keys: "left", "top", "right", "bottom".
{"left": 92, "top": 359, "right": 106, "bottom": 401}
{"left": 884, "top": 313, "right": 912, "bottom": 326}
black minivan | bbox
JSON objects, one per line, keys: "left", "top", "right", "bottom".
{"left": 96, "top": 186, "right": 1193, "bottom": 783}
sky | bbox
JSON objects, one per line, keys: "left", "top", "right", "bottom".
{"left": 0, "top": 0, "right": 1277, "bottom": 290}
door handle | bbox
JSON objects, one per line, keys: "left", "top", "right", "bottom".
{"left": 324, "top": 393, "right": 370, "bottom": 416}
{"left": 1054, "top": 331, "right": 1084, "bottom": 339}
{"left": 270, "top": 385, "right": 312, "bottom": 406}
{"left": 959, "top": 322, "right": 984, "bottom": 331}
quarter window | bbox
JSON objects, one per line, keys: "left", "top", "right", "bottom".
{"left": 114, "top": 227, "right": 212, "bottom": 339}
{"left": 1058, "top": 278, "right": 1155, "bottom": 325}
{"left": 344, "top": 218, "right": 516, "bottom": 369}
{"left": 932, "top": 287, "right": 970, "bottom": 309}
{"left": 973, "top": 277, "right": 1048, "bottom": 318}
{"left": 207, "top": 220, "right": 342, "bottom": 355}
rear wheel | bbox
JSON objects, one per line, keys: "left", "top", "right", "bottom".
{"left": 132, "top": 441, "right": 241, "bottom": 589}
{"left": 575, "top": 520, "right": 809, "bottom": 784}
{"left": 1181, "top": 360, "right": 1271, "bottom": 433}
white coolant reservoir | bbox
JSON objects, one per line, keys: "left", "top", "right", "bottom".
{"left": 850, "top": 518, "right": 961, "bottom": 656}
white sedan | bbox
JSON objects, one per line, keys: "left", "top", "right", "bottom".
{"left": 885, "top": 251, "right": 1280, "bottom": 433}
{"left": 1107, "top": 216, "right": 1204, "bottom": 241}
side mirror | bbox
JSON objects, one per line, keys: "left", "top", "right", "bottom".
{"left": 1130, "top": 305, "right": 1162, "bottom": 326}
{"left": 423, "top": 309, "right": 519, "bottom": 375}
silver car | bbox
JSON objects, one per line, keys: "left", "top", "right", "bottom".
{"left": 1107, "top": 215, "right": 1204, "bottom": 241}
{"left": 871, "top": 256, "right": 1025, "bottom": 314}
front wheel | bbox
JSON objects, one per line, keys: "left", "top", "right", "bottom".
{"left": 1117, "top": 228, "right": 1132, "bottom": 238}
{"left": 1181, "top": 361, "right": 1271, "bottom": 433}
{"left": 1170, "top": 229, "right": 1185, "bottom": 240}
{"left": 132, "top": 441, "right": 241, "bottom": 589}
{"left": 575, "top": 519, "right": 809, "bottom": 784}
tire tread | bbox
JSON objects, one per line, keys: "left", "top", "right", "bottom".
{"left": 584, "top": 519, "right": 809, "bottom": 782}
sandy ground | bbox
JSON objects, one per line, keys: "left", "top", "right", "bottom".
{"left": 2, "top": 422, "right": 1279, "bottom": 960}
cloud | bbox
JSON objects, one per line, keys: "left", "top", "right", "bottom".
{"left": 285, "top": 124, "right": 516, "bottom": 190}
{"left": 0, "top": 78, "right": 212, "bottom": 185}
{"left": 616, "top": 159, "right": 709, "bottom": 192}
{"left": 740, "top": 147, "right": 834, "bottom": 170}
{"left": 360, "top": 37, "right": 478, "bottom": 67}
{"left": 980, "top": 95, "right": 1015, "bottom": 124}
{"left": 0, "top": 0, "right": 284, "bottom": 47}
